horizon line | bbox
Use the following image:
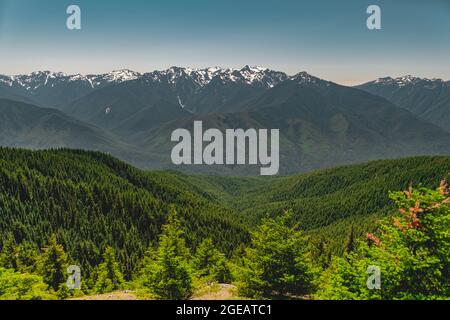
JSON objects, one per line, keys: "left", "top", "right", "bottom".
{"left": 2, "top": 66, "right": 450, "bottom": 87}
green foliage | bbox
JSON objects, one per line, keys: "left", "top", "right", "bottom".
{"left": 141, "top": 210, "right": 193, "bottom": 300}
{"left": 0, "top": 234, "right": 17, "bottom": 270}
{"left": 94, "top": 247, "right": 124, "bottom": 293}
{"left": 0, "top": 148, "right": 249, "bottom": 280}
{"left": 316, "top": 180, "right": 450, "bottom": 300}
{"left": 310, "top": 237, "right": 331, "bottom": 270}
{"left": 237, "top": 211, "right": 315, "bottom": 298}
{"left": 236, "top": 157, "right": 450, "bottom": 255}
{"left": 193, "top": 239, "right": 231, "bottom": 283}
{"left": 0, "top": 148, "right": 449, "bottom": 300}
{"left": 345, "top": 225, "right": 356, "bottom": 255}
{"left": 0, "top": 268, "right": 56, "bottom": 300}
{"left": 0, "top": 235, "right": 40, "bottom": 274}
{"left": 37, "top": 235, "right": 69, "bottom": 291}
{"left": 57, "top": 282, "right": 73, "bottom": 300}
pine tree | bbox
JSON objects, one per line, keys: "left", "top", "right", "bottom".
{"left": 0, "top": 234, "right": 18, "bottom": 270}
{"left": 238, "top": 211, "right": 314, "bottom": 298}
{"left": 142, "top": 209, "right": 193, "bottom": 299}
{"left": 94, "top": 247, "right": 124, "bottom": 293}
{"left": 311, "top": 238, "right": 330, "bottom": 270}
{"left": 15, "top": 241, "right": 40, "bottom": 273}
{"left": 37, "top": 235, "right": 69, "bottom": 291}
{"left": 345, "top": 225, "right": 356, "bottom": 255}
{"left": 193, "top": 238, "right": 231, "bottom": 283}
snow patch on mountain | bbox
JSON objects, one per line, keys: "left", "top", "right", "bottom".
{"left": 142, "top": 66, "right": 288, "bottom": 89}
{"left": 0, "top": 75, "right": 13, "bottom": 87}
{"left": 3, "top": 70, "right": 142, "bottom": 93}
{"left": 1, "top": 67, "right": 331, "bottom": 95}
{"left": 290, "top": 71, "right": 331, "bottom": 86}
{"left": 177, "top": 96, "right": 193, "bottom": 113}
{"left": 373, "top": 75, "right": 449, "bottom": 88}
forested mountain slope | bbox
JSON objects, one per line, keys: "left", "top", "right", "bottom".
{"left": 0, "top": 148, "right": 448, "bottom": 275}
{"left": 0, "top": 148, "right": 248, "bottom": 277}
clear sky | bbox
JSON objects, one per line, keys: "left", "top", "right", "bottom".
{"left": 1, "top": 0, "right": 449, "bottom": 85}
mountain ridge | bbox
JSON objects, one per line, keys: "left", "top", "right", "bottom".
{"left": 356, "top": 76, "right": 450, "bottom": 132}
{"left": 1, "top": 69, "right": 449, "bottom": 176}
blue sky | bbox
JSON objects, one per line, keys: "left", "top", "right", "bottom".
{"left": 1, "top": 0, "right": 449, "bottom": 84}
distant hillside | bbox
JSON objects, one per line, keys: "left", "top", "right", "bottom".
{"left": 2, "top": 69, "right": 449, "bottom": 176}
{"left": 139, "top": 74, "right": 450, "bottom": 174}
{"left": 235, "top": 156, "right": 450, "bottom": 220}
{"left": 0, "top": 70, "right": 142, "bottom": 109}
{"left": 357, "top": 76, "right": 450, "bottom": 132}
{"left": 0, "top": 99, "right": 165, "bottom": 169}
{"left": 0, "top": 148, "right": 248, "bottom": 277}
{"left": 149, "top": 155, "right": 450, "bottom": 254}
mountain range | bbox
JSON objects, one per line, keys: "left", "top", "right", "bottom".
{"left": 0, "top": 67, "right": 449, "bottom": 175}
{"left": 357, "top": 75, "right": 450, "bottom": 132}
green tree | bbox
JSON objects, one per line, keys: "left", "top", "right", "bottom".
{"left": 142, "top": 209, "right": 193, "bottom": 299}
{"left": 193, "top": 238, "right": 231, "bottom": 283}
{"left": 0, "top": 268, "right": 56, "bottom": 300}
{"left": 94, "top": 247, "right": 124, "bottom": 293}
{"left": 310, "top": 238, "right": 331, "bottom": 270}
{"left": 0, "top": 234, "right": 17, "bottom": 270}
{"left": 238, "top": 211, "right": 314, "bottom": 298}
{"left": 316, "top": 180, "right": 450, "bottom": 300}
{"left": 15, "top": 242, "right": 40, "bottom": 274}
{"left": 37, "top": 235, "right": 69, "bottom": 291}
{"left": 345, "top": 225, "right": 356, "bottom": 255}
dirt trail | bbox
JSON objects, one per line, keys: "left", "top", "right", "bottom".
{"left": 192, "top": 284, "right": 236, "bottom": 300}
{"left": 70, "top": 290, "right": 138, "bottom": 300}
{"left": 71, "top": 284, "right": 237, "bottom": 300}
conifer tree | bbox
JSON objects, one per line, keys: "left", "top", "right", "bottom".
{"left": 345, "top": 225, "right": 356, "bottom": 255}
{"left": 143, "top": 209, "right": 193, "bottom": 299}
{"left": 238, "top": 211, "right": 314, "bottom": 298}
{"left": 37, "top": 235, "right": 69, "bottom": 291}
{"left": 311, "top": 238, "right": 330, "bottom": 270}
{"left": 193, "top": 238, "right": 231, "bottom": 283}
{"left": 94, "top": 246, "right": 124, "bottom": 293}
{"left": 15, "top": 241, "right": 40, "bottom": 273}
{"left": 0, "top": 234, "right": 18, "bottom": 270}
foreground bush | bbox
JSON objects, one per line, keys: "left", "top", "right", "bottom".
{"left": 316, "top": 179, "right": 450, "bottom": 300}
{"left": 0, "top": 268, "right": 56, "bottom": 300}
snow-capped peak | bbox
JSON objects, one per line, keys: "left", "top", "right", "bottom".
{"left": 141, "top": 66, "right": 288, "bottom": 88}
{"left": 1, "top": 67, "right": 321, "bottom": 93}
{"left": 25, "top": 71, "right": 67, "bottom": 78}
{"left": 1, "top": 69, "right": 143, "bottom": 92}
{"left": 290, "top": 71, "right": 329, "bottom": 85}
{"left": 0, "top": 75, "right": 13, "bottom": 87}
{"left": 373, "top": 75, "right": 447, "bottom": 87}
{"left": 97, "top": 69, "right": 141, "bottom": 83}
